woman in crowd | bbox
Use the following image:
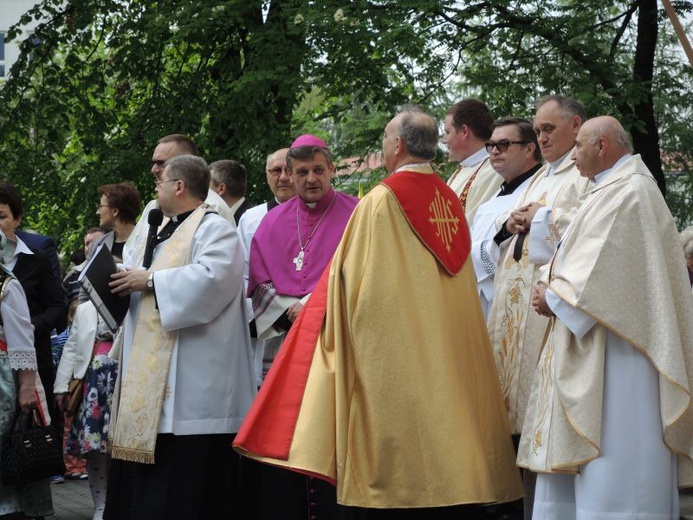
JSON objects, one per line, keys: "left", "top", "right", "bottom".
{"left": 0, "top": 182, "right": 67, "bottom": 437}
{"left": 0, "top": 229, "right": 53, "bottom": 518}
{"left": 54, "top": 182, "right": 140, "bottom": 520}
{"left": 90, "top": 182, "right": 141, "bottom": 262}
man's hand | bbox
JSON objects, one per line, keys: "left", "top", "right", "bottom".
{"left": 517, "top": 202, "right": 544, "bottom": 228}
{"left": 287, "top": 302, "right": 304, "bottom": 323}
{"left": 505, "top": 210, "right": 529, "bottom": 235}
{"left": 532, "top": 282, "right": 554, "bottom": 317}
{"left": 505, "top": 202, "right": 546, "bottom": 234}
{"left": 110, "top": 268, "right": 150, "bottom": 296}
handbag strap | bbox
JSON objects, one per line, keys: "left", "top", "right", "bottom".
{"left": 10, "top": 408, "right": 43, "bottom": 433}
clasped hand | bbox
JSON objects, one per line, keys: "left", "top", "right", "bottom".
{"left": 532, "top": 282, "right": 554, "bottom": 317}
{"left": 505, "top": 202, "right": 544, "bottom": 235}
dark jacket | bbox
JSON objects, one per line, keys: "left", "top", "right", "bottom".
{"left": 12, "top": 249, "right": 67, "bottom": 372}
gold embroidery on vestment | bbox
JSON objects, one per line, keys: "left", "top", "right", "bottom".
{"left": 533, "top": 330, "right": 555, "bottom": 454}
{"left": 428, "top": 188, "right": 460, "bottom": 252}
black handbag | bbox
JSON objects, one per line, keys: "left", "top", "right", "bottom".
{"left": 1, "top": 409, "right": 66, "bottom": 485}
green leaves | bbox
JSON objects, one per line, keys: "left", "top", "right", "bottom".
{"left": 0, "top": 0, "right": 691, "bottom": 258}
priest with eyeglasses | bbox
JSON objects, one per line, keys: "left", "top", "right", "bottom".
{"left": 470, "top": 116, "right": 541, "bottom": 318}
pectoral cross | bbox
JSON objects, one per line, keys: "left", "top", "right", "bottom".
{"left": 293, "top": 250, "right": 304, "bottom": 271}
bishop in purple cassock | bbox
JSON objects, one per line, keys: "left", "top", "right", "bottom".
{"left": 245, "top": 136, "right": 358, "bottom": 519}
{"left": 248, "top": 134, "right": 358, "bottom": 347}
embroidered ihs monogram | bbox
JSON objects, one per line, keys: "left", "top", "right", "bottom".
{"left": 428, "top": 188, "right": 460, "bottom": 252}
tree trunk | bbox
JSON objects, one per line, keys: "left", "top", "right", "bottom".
{"left": 631, "top": 0, "right": 665, "bottom": 194}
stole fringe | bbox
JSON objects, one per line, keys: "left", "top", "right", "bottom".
{"left": 111, "top": 446, "right": 156, "bottom": 464}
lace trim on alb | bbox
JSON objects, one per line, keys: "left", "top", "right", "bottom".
{"left": 7, "top": 350, "right": 37, "bottom": 371}
{"left": 480, "top": 240, "right": 497, "bottom": 280}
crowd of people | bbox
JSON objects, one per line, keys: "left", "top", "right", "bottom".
{"left": 0, "top": 95, "right": 692, "bottom": 520}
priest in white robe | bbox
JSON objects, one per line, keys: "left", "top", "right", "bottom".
{"left": 487, "top": 96, "right": 591, "bottom": 438}
{"left": 104, "top": 155, "right": 256, "bottom": 520}
{"left": 237, "top": 147, "right": 294, "bottom": 386}
{"left": 442, "top": 99, "right": 499, "bottom": 222}
{"left": 470, "top": 117, "right": 540, "bottom": 318}
{"left": 522, "top": 116, "right": 693, "bottom": 519}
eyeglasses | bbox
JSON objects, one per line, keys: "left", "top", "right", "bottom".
{"left": 484, "top": 140, "right": 530, "bottom": 153}
{"left": 267, "top": 166, "right": 290, "bottom": 177}
{"left": 155, "top": 179, "right": 181, "bottom": 188}
{"left": 96, "top": 204, "right": 110, "bottom": 210}
{"left": 151, "top": 159, "right": 166, "bottom": 168}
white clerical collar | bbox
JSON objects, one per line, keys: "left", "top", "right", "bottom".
{"left": 594, "top": 154, "right": 633, "bottom": 185}
{"left": 229, "top": 196, "right": 245, "bottom": 215}
{"left": 547, "top": 150, "right": 572, "bottom": 177}
{"left": 461, "top": 147, "right": 489, "bottom": 168}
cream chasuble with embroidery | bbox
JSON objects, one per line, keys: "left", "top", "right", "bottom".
{"left": 518, "top": 155, "right": 693, "bottom": 487}
{"left": 487, "top": 154, "right": 591, "bottom": 434}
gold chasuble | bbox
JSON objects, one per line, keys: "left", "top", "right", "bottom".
{"left": 487, "top": 157, "right": 591, "bottom": 434}
{"left": 518, "top": 156, "right": 693, "bottom": 485}
{"left": 234, "top": 165, "right": 522, "bottom": 508}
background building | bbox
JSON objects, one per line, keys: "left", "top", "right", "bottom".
{"left": 0, "top": 0, "right": 40, "bottom": 79}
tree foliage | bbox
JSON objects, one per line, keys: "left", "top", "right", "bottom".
{"left": 0, "top": 0, "right": 691, "bottom": 256}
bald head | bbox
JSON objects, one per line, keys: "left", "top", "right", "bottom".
{"left": 572, "top": 116, "right": 633, "bottom": 180}
{"left": 382, "top": 107, "right": 438, "bottom": 173}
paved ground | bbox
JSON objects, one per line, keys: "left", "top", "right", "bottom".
{"left": 50, "top": 478, "right": 92, "bottom": 520}
{"left": 47, "top": 478, "right": 693, "bottom": 519}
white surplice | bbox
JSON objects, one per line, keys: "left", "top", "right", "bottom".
{"left": 470, "top": 176, "right": 532, "bottom": 318}
{"left": 121, "top": 212, "right": 256, "bottom": 435}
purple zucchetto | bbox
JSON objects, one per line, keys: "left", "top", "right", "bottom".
{"left": 290, "top": 134, "right": 329, "bottom": 150}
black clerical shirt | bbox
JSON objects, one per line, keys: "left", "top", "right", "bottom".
{"left": 154, "top": 209, "right": 194, "bottom": 247}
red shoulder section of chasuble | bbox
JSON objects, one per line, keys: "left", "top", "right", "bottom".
{"left": 233, "top": 261, "right": 331, "bottom": 461}
{"left": 381, "top": 171, "right": 470, "bottom": 275}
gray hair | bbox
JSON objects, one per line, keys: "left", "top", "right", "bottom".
{"left": 535, "top": 95, "right": 587, "bottom": 124}
{"left": 397, "top": 105, "right": 439, "bottom": 161}
{"left": 209, "top": 159, "right": 248, "bottom": 198}
{"left": 584, "top": 118, "right": 634, "bottom": 153}
{"left": 165, "top": 155, "right": 210, "bottom": 201}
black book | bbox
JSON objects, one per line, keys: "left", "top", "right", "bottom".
{"left": 78, "top": 244, "right": 130, "bottom": 333}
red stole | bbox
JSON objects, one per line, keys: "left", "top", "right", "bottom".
{"left": 381, "top": 170, "right": 470, "bottom": 275}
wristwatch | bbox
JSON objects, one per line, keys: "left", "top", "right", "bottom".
{"left": 146, "top": 272, "right": 155, "bottom": 290}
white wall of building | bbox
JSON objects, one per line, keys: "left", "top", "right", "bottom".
{"left": 0, "top": 0, "right": 41, "bottom": 79}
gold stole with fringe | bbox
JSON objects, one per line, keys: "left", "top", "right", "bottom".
{"left": 110, "top": 205, "right": 208, "bottom": 463}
